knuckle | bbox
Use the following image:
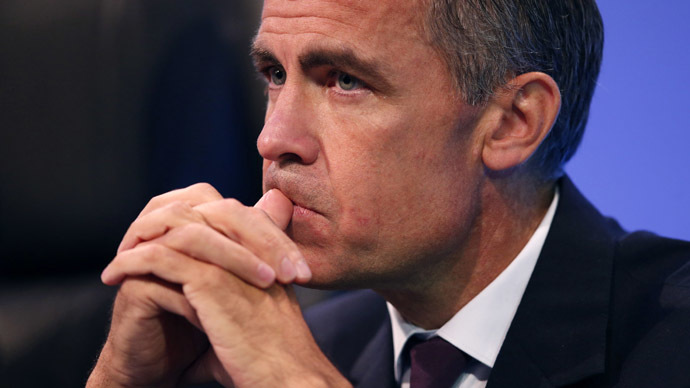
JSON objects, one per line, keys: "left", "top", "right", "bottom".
{"left": 118, "top": 276, "right": 144, "bottom": 294}
{"left": 261, "top": 230, "right": 282, "bottom": 249}
{"left": 138, "top": 243, "right": 166, "bottom": 261}
{"left": 220, "top": 197, "right": 244, "bottom": 212}
{"left": 116, "top": 277, "right": 151, "bottom": 303}
{"left": 178, "top": 222, "right": 206, "bottom": 236}
{"left": 188, "top": 182, "right": 220, "bottom": 198}
{"left": 261, "top": 229, "right": 294, "bottom": 255}
{"left": 245, "top": 207, "right": 277, "bottom": 232}
{"left": 198, "top": 265, "right": 228, "bottom": 287}
{"left": 170, "top": 223, "right": 208, "bottom": 246}
{"left": 146, "top": 192, "right": 167, "bottom": 210}
{"left": 115, "top": 277, "right": 160, "bottom": 312}
{"left": 165, "top": 200, "right": 194, "bottom": 218}
{"left": 248, "top": 206, "right": 271, "bottom": 222}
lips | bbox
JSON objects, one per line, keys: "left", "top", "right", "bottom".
{"left": 292, "top": 203, "right": 319, "bottom": 218}
{"left": 263, "top": 169, "right": 325, "bottom": 218}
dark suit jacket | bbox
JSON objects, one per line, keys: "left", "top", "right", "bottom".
{"left": 304, "top": 176, "right": 690, "bottom": 387}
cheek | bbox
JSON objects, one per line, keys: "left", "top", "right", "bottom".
{"left": 326, "top": 147, "right": 455, "bottom": 251}
{"left": 333, "top": 174, "right": 478, "bottom": 268}
{"left": 316, "top": 91, "right": 479, "bottom": 254}
{"left": 330, "top": 171, "right": 384, "bottom": 248}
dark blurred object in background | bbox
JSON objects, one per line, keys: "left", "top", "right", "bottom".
{"left": 0, "top": 0, "right": 264, "bottom": 385}
{"left": 0, "top": 0, "right": 263, "bottom": 279}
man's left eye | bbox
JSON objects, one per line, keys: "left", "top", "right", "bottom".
{"left": 336, "top": 72, "right": 363, "bottom": 91}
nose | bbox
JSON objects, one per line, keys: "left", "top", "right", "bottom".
{"left": 257, "top": 84, "right": 319, "bottom": 165}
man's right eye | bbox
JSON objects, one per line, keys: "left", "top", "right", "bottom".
{"left": 267, "top": 66, "right": 286, "bottom": 86}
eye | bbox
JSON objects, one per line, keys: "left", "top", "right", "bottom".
{"left": 336, "top": 72, "right": 363, "bottom": 91}
{"left": 268, "top": 66, "right": 286, "bottom": 86}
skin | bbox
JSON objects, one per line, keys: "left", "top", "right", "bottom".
{"left": 88, "top": 0, "right": 561, "bottom": 386}
{"left": 254, "top": 0, "right": 558, "bottom": 327}
{"left": 256, "top": 0, "right": 483, "bottom": 291}
{"left": 90, "top": 186, "right": 349, "bottom": 387}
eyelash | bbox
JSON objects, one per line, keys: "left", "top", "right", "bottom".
{"left": 329, "top": 71, "right": 367, "bottom": 96}
{"left": 260, "top": 65, "right": 285, "bottom": 87}
{"left": 259, "top": 65, "right": 370, "bottom": 98}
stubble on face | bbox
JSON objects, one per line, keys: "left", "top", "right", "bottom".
{"left": 256, "top": 0, "right": 486, "bottom": 291}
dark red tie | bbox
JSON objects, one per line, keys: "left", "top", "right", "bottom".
{"left": 409, "top": 336, "right": 467, "bottom": 388}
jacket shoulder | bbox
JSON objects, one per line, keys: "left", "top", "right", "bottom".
{"left": 615, "top": 231, "right": 690, "bottom": 288}
{"left": 608, "top": 232, "right": 690, "bottom": 387}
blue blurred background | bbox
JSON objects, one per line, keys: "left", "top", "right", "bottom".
{"left": 567, "top": 1, "right": 690, "bottom": 240}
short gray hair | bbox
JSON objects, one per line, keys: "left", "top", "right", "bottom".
{"left": 426, "top": 0, "right": 604, "bottom": 179}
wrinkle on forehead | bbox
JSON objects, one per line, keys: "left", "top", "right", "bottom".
{"left": 262, "top": 0, "right": 369, "bottom": 17}
{"left": 261, "top": 0, "right": 424, "bottom": 32}
{"left": 265, "top": 15, "right": 360, "bottom": 31}
{"left": 260, "top": 15, "right": 361, "bottom": 37}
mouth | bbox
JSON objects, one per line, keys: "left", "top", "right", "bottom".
{"left": 263, "top": 174, "right": 325, "bottom": 219}
{"left": 292, "top": 202, "right": 320, "bottom": 219}
{"left": 263, "top": 169, "right": 332, "bottom": 243}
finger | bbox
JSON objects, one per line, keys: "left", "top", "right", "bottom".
{"left": 153, "top": 223, "right": 277, "bottom": 288}
{"left": 103, "top": 245, "right": 260, "bottom": 339}
{"left": 254, "top": 189, "right": 293, "bottom": 230}
{"left": 103, "top": 244, "right": 216, "bottom": 288}
{"left": 118, "top": 275, "right": 204, "bottom": 331}
{"left": 196, "top": 199, "right": 311, "bottom": 284}
{"left": 138, "top": 183, "right": 223, "bottom": 218}
{"left": 118, "top": 201, "right": 206, "bottom": 253}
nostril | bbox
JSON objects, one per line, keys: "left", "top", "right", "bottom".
{"left": 257, "top": 106, "right": 319, "bottom": 165}
{"left": 279, "top": 152, "right": 302, "bottom": 164}
{"left": 257, "top": 128, "right": 319, "bottom": 165}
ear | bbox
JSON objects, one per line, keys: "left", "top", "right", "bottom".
{"left": 481, "top": 72, "right": 561, "bottom": 172}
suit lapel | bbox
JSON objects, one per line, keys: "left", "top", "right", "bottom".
{"left": 349, "top": 313, "right": 397, "bottom": 388}
{"left": 489, "top": 176, "right": 621, "bottom": 387}
{"left": 305, "top": 290, "right": 396, "bottom": 388}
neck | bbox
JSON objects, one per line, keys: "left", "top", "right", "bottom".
{"left": 376, "top": 174, "right": 556, "bottom": 329}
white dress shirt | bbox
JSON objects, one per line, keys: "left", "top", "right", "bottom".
{"left": 387, "top": 189, "right": 560, "bottom": 388}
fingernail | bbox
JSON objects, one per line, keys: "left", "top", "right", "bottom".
{"left": 279, "top": 256, "right": 297, "bottom": 281}
{"left": 295, "top": 259, "right": 312, "bottom": 280}
{"left": 256, "top": 262, "right": 276, "bottom": 286}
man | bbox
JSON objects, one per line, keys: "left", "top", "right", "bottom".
{"left": 87, "top": 0, "right": 690, "bottom": 387}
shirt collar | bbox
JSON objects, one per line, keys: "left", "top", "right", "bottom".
{"left": 387, "top": 188, "right": 560, "bottom": 382}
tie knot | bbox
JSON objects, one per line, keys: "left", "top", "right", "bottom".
{"left": 408, "top": 336, "right": 467, "bottom": 388}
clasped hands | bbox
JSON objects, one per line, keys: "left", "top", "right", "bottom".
{"left": 87, "top": 183, "right": 350, "bottom": 388}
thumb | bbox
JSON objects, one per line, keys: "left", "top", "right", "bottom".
{"left": 254, "top": 189, "right": 293, "bottom": 230}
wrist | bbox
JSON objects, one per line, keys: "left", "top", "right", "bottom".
{"left": 86, "top": 343, "right": 177, "bottom": 388}
{"left": 282, "top": 356, "right": 352, "bottom": 388}
{"left": 86, "top": 362, "right": 129, "bottom": 388}
{"left": 280, "top": 371, "right": 351, "bottom": 388}
{"left": 232, "top": 349, "right": 351, "bottom": 388}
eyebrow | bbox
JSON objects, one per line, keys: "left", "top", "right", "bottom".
{"left": 250, "top": 42, "right": 394, "bottom": 93}
{"left": 250, "top": 45, "right": 279, "bottom": 70}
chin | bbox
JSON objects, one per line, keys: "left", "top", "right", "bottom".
{"left": 298, "top": 255, "right": 359, "bottom": 290}
{"left": 301, "top": 257, "right": 392, "bottom": 291}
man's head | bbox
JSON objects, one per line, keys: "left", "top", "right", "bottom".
{"left": 252, "top": 0, "right": 602, "bottom": 291}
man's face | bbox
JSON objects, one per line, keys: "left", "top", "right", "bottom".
{"left": 255, "top": 0, "right": 485, "bottom": 289}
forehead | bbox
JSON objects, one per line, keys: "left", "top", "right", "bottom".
{"left": 261, "top": 0, "right": 422, "bottom": 20}
{"left": 258, "top": 0, "right": 427, "bottom": 49}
